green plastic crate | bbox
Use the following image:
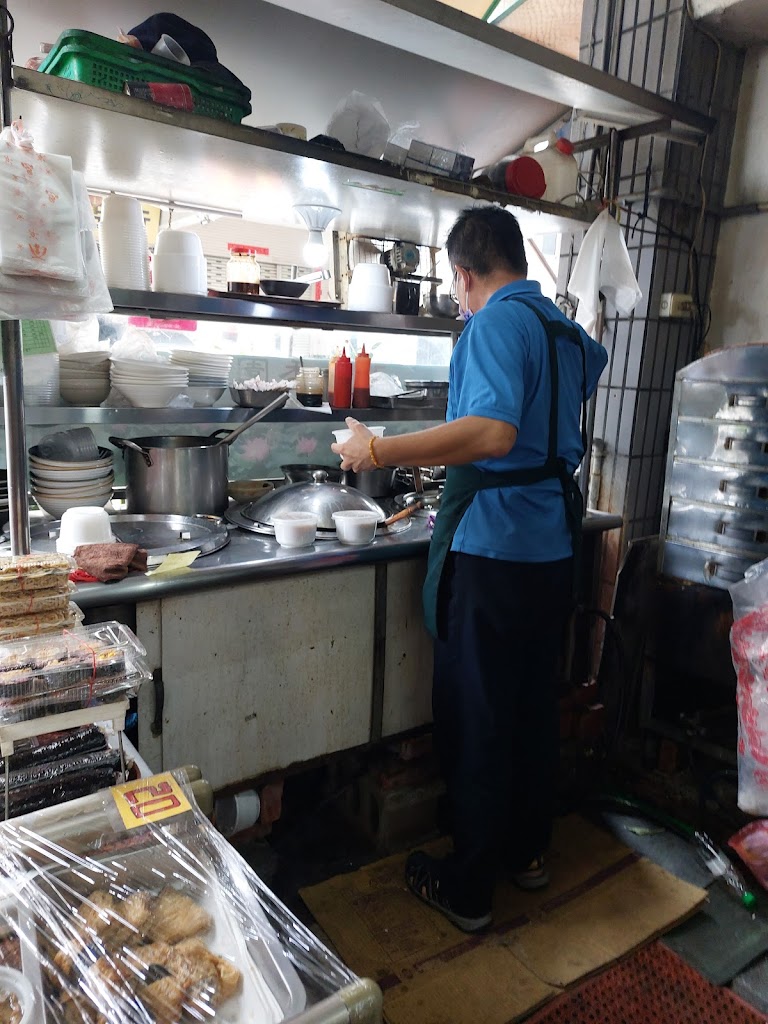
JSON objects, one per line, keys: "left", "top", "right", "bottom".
{"left": 38, "top": 29, "right": 252, "bottom": 124}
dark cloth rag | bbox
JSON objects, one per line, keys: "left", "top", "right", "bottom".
{"left": 73, "top": 544, "right": 148, "bottom": 582}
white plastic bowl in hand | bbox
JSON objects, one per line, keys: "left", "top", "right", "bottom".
{"left": 332, "top": 425, "right": 386, "bottom": 445}
{"left": 272, "top": 512, "right": 318, "bottom": 548}
{"left": 332, "top": 510, "right": 380, "bottom": 545}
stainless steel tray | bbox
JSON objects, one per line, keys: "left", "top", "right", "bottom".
{"left": 18, "top": 514, "right": 231, "bottom": 559}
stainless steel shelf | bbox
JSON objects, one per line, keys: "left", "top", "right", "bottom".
{"left": 12, "top": 70, "right": 598, "bottom": 246}
{"left": 23, "top": 406, "right": 444, "bottom": 426}
{"left": 109, "top": 289, "right": 463, "bottom": 335}
{"left": 262, "top": 0, "right": 713, "bottom": 136}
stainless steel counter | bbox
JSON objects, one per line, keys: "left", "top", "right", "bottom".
{"left": 72, "top": 511, "right": 622, "bottom": 609}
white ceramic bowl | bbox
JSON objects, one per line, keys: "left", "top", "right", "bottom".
{"left": 154, "top": 229, "right": 204, "bottom": 258}
{"left": 332, "top": 425, "right": 386, "bottom": 445}
{"left": 332, "top": 510, "right": 380, "bottom": 545}
{"left": 60, "top": 381, "right": 111, "bottom": 405}
{"left": 31, "top": 474, "right": 114, "bottom": 493}
{"left": 33, "top": 490, "right": 112, "bottom": 518}
{"left": 0, "top": 966, "right": 35, "bottom": 1024}
{"left": 347, "top": 281, "right": 394, "bottom": 312}
{"left": 115, "top": 383, "right": 188, "bottom": 408}
{"left": 272, "top": 512, "right": 318, "bottom": 548}
{"left": 30, "top": 463, "right": 112, "bottom": 482}
{"left": 187, "top": 386, "right": 226, "bottom": 407}
{"left": 351, "top": 263, "right": 391, "bottom": 287}
{"left": 56, "top": 505, "right": 116, "bottom": 553}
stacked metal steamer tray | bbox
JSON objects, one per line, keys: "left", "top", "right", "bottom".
{"left": 660, "top": 344, "right": 768, "bottom": 588}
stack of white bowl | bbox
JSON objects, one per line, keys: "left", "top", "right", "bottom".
{"left": 169, "top": 351, "right": 232, "bottom": 406}
{"left": 110, "top": 359, "right": 189, "bottom": 408}
{"left": 59, "top": 351, "right": 111, "bottom": 406}
{"left": 152, "top": 229, "right": 207, "bottom": 295}
{"left": 29, "top": 445, "right": 114, "bottom": 519}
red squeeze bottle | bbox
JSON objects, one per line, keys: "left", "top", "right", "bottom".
{"left": 331, "top": 347, "right": 352, "bottom": 408}
{"left": 353, "top": 344, "right": 371, "bottom": 409}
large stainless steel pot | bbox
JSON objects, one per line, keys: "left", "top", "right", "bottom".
{"left": 343, "top": 468, "right": 397, "bottom": 497}
{"left": 110, "top": 393, "right": 288, "bottom": 515}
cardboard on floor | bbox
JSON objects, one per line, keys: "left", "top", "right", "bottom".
{"left": 300, "top": 815, "right": 706, "bottom": 1024}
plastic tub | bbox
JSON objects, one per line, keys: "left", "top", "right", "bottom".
{"left": 332, "top": 510, "right": 379, "bottom": 545}
{"left": 0, "top": 966, "right": 35, "bottom": 1024}
{"left": 272, "top": 512, "right": 318, "bottom": 548}
{"left": 332, "top": 425, "right": 386, "bottom": 445}
{"left": 56, "top": 506, "right": 116, "bottom": 554}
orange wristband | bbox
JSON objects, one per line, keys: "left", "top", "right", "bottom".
{"left": 369, "top": 436, "right": 383, "bottom": 469}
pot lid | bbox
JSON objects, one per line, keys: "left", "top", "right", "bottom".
{"left": 243, "top": 478, "right": 384, "bottom": 530}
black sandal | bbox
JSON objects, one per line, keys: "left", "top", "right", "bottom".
{"left": 405, "top": 851, "right": 492, "bottom": 933}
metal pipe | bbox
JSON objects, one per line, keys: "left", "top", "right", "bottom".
{"left": 0, "top": 0, "right": 30, "bottom": 555}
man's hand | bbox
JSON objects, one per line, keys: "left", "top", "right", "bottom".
{"left": 331, "top": 417, "right": 375, "bottom": 472}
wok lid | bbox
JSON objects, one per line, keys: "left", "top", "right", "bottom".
{"left": 243, "top": 476, "right": 384, "bottom": 530}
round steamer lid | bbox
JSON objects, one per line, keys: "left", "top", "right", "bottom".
{"left": 244, "top": 476, "right": 384, "bottom": 531}
{"left": 505, "top": 156, "right": 546, "bottom": 199}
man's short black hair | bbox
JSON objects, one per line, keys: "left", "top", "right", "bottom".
{"left": 446, "top": 206, "right": 527, "bottom": 277}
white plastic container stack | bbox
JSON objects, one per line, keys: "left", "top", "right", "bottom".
{"left": 524, "top": 132, "right": 580, "bottom": 206}
{"left": 98, "top": 194, "right": 150, "bottom": 290}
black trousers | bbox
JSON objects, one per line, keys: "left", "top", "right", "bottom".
{"left": 433, "top": 551, "right": 572, "bottom": 907}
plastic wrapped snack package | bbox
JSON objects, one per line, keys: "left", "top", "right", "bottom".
{"left": 0, "top": 621, "right": 152, "bottom": 723}
{"left": 0, "top": 770, "right": 376, "bottom": 1023}
{"left": 730, "top": 557, "right": 768, "bottom": 815}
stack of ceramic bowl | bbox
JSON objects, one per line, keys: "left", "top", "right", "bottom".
{"left": 110, "top": 359, "right": 189, "bottom": 408}
{"left": 169, "top": 351, "right": 232, "bottom": 406}
{"left": 29, "top": 445, "right": 114, "bottom": 519}
{"left": 59, "top": 351, "right": 111, "bottom": 406}
{"left": 152, "top": 229, "right": 207, "bottom": 295}
{"left": 0, "top": 470, "right": 7, "bottom": 516}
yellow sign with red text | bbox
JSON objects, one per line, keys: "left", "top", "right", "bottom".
{"left": 111, "top": 772, "right": 192, "bottom": 830}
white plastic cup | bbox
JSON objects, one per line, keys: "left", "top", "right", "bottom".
{"left": 216, "top": 789, "right": 261, "bottom": 837}
{"left": 0, "top": 967, "right": 35, "bottom": 1024}
{"left": 332, "top": 425, "right": 385, "bottom": 445}
{"left": 151, "top": 33, "right": 191, "bottom": 64}
{"left": 99, "top": 195, "right": 149, "bottom": 289}
{"left": 272, "top": 512, "right": 318, "bottom": 547}
{"left": 56, "top": 506, "right": 115, "bottom": 554}
{"left": 332, "top": 509, "right": 380, "bottom": 545}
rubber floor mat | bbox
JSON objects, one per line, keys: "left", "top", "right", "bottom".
{"left": 526, "top": 941, "right": 767, "bottom": 1024}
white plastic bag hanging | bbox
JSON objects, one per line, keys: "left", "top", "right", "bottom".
{"left": 567, "top": 209, "right": 642, "bottom": 337}
{"left": 327, "top": 91, "right": 390, "bottom": 158}
{"left": 0, "top": 121, "right": 82, "bottom": 281}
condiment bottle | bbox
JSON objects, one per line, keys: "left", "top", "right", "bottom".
{"left": 226, "top": 243, "right": 261, "bottom": 295}
{"left": 296, "top": 367, "right": 323, "bottom": 407}
{"left": 328, "top": 348, "right": 340, "bottom": 407}
{"left": 331, "top": 348, "right": 352, "bottom": 409}
{"left": 353, "top": 344, "right": 371, "bottom": 409}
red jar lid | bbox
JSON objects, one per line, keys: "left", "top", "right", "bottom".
{"left": 505, "top": 156, "right": 546, "bottom": 199}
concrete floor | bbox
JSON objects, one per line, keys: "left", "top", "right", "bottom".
{"left": 241, "top": 784, "right": 768, "bottom": 1021}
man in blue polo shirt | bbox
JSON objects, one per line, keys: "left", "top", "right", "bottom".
{"left": 333, "top": 207, "right": 607, "bottom": 932}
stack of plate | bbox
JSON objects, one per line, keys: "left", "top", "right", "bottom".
{"left": 170, "top": 351, "right": 232, "bottom": 406}
{"left": 110, "top": 359, "right": 189, "bottom": 408}
{"left": 59, "top": 351, "right": 111, "bottom": 406}
{"left": 0, "top": 471, "right": 7, "bottom": 515}
{"left": 29, "top": 445, "right": 114, "bottom": 519}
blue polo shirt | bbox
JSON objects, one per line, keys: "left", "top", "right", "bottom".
{"left": 447, "top": 279, "right": 608, "bottom": 562}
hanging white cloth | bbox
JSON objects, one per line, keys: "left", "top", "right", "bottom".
{"left": 567, "top": 208, "right": 642, "bottom": 338}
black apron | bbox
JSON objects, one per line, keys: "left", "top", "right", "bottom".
{"left": 422, "top": 297, "right": 588, "bottom": 640}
